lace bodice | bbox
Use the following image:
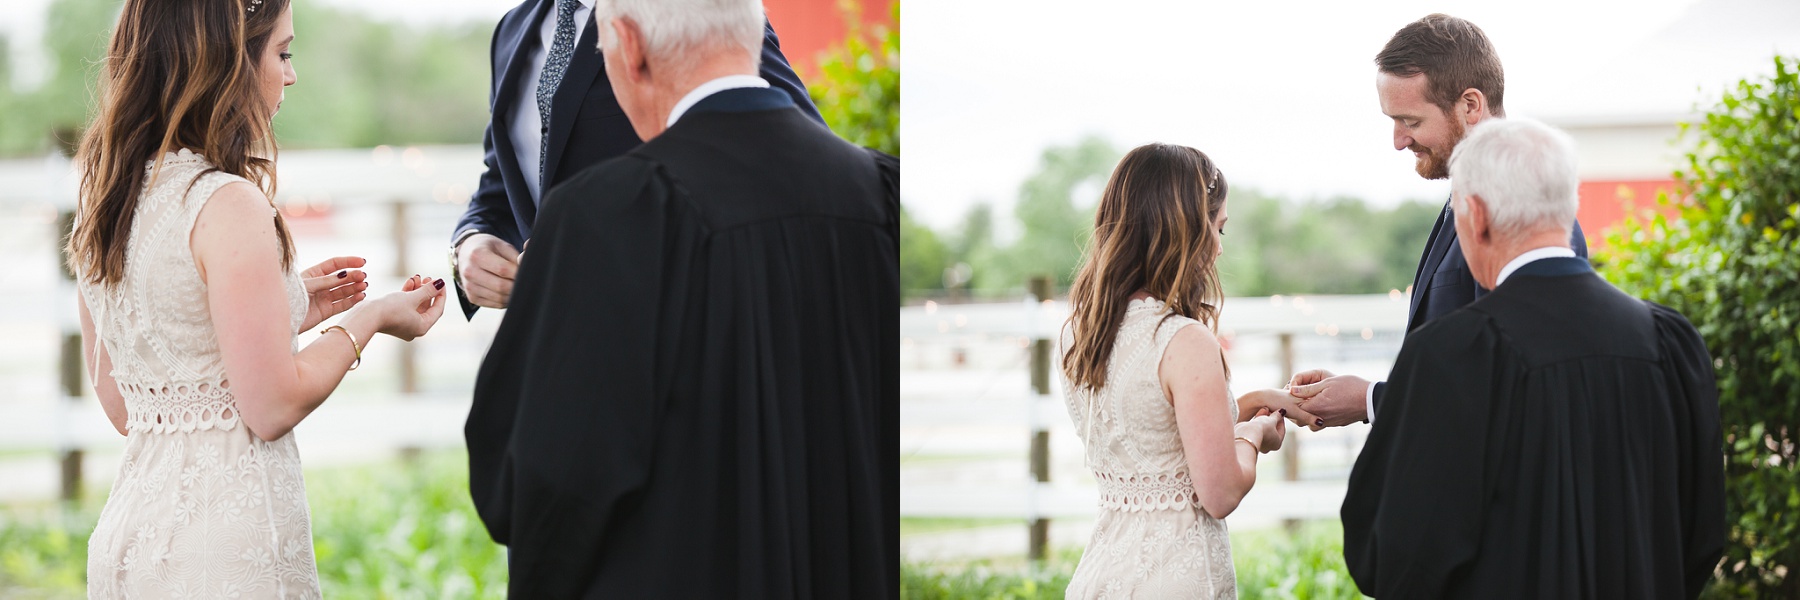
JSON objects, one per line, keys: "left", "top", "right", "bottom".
{"left": 1062, "top": 297, "right": 1237, "bottom": 512}
{"left": 76, "top": 149, "right": 307, "bottom": 434}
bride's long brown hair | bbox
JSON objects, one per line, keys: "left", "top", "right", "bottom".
{"left": 1063, "top": 143, "right": 1229, "bottom": 390}
{"left": 66, "top": 0, "right": 295, "bottom": 286}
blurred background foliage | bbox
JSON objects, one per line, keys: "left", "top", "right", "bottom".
{"left": 900, "top": 134, "right": 1444, "bottom": 302}
{"left": 0, "top": 0, "right": 898, "bottom": 157}
{"left": 1599, "top": 54, "right": 1800, "bottom": 599}
{"left": 0, "top": 0, "right": 495, "bottom": 156}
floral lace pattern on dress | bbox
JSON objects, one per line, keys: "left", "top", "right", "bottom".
{"left": 1061, "top": 297, "right": 1238, "bottom": 599}
{"left": 79, "top": 150, "right": 320, "bottom": 599}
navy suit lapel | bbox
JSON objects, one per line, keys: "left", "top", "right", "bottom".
{"left": 491, "top": 0, "right": 552, "bottom": 236}
{"left": 1407, "top": 200, "right": 1456, "bottom": 329}
{"left": 541, "top": 21, "right": 605, "bottom": 189}
{"left": 492, "top": 0, "right": 551, "bottom": 143}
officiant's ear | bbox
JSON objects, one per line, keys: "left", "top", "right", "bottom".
{"left": 1461, "top": 193, "right": 1494, "bottom": 243}
{"left": 606, "top": 15, "right": 651, "bottom": 84}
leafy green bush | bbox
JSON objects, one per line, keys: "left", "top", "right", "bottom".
{"left": 0, "top": 503, "right": 94, "bottom": 598}
{"left": 902, "top": 548, "right": 1078, "bottom": 600}
{"left": 0, "top": 451, "right": 507, "bottom": 599}
{"left": 308, "top": 452, "right": 507, "bottom": 598}
{"left": 901, "top": 521, "right": 1368, "bottom": 599}
{"left": 807, "top": 1, "right": 899, "bottom": 156}
{"left": 1599, "top": 54, "right": 1800, "bottom": 597}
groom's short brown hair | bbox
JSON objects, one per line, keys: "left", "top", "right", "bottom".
{"left": 1376, "top": 14, "right": 1506, "bottom": 118}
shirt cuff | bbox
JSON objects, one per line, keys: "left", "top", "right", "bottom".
{"left": 1366, "top": 380, "right": 1380, "bottom": 424}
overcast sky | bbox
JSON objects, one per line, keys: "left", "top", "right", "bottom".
{"left": 901, "top": 0, "right": 1798, "bottom": 231}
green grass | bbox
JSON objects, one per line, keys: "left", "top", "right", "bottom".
{"left": 0, "top": 451, "right": 507, "bottom": 599}
{"left": 902, "top": 521, "right": 1370, "bottom": 600}
{"left": 902, "top": 517, "right": 1021, "bottom": 537}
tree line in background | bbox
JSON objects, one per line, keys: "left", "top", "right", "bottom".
{"left": 0, "top": 0, "right": 898, "bottom": 159}
{"left": 902, "top": 135, "right": 1444, "bottom": 302}
{"left": 0, "top": 0, "right": 493, "bottom": 156}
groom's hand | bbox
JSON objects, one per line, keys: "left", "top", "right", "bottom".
{"left": 1286, "top": 369, "right": 1370, "bottom": 431}
{"left": 457, "top": 233, "right": 519, "bottom": 309}
{"left": 1235, "top": 388, "right": 1321, "bottom": 429}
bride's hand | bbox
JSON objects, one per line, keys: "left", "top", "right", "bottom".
{"left": 369, "top": 275, "right": 448, "bottom": 341}
{"left": 1236, "top": 408, "right": 1287, "bottom": 454}
{"left": 299, "top": 256, "right": 369, "bottom": 331}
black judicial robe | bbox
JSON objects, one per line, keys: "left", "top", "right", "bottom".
{"left": 1342, "top": 257, "right": 1725, "bottom": 599}
{"left": 465, "top": 87, "right": 898, "bottom": 598}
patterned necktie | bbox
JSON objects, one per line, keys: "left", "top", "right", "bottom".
{"left": 536, "top": 0, "right": 579, "bottom": 183}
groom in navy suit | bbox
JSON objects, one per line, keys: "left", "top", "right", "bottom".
{"left": 1278, "top": 13, "right": 1588, "bottom": 428}
{"left": 449, "top": 0, "right": 821, "bottom": 318}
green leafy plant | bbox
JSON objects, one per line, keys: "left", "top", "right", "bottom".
{"left": 806, "top": 0, "right": 899, "bottom": 156}
{"left": 1598, "top": 54, "right": 1800, "bottom": 598}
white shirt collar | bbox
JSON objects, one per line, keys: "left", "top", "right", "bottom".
{"left": 666, "top": 75, "right": 770, "bottom": 128}
{"left": 1495, "top": 246, "right": 1577, "bottom": 287}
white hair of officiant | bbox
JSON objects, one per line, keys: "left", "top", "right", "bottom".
{"left": 1447, "top": 117, "right": 1581, "bottom": 242}
{"left": 594, "top": 0, "right": 764, "bottom": 67}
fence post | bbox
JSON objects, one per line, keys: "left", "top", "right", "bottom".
{"left": 56, "top": 179, "right": 83, "bottom": 504}
{"left": 1027, "top": 275, "right": 1054, "bottom": 562}
{"left": 1278, "top": 331, "right": 1300, "bottom": 534}
{"left": 1279, "top": 332, "right": 1299, "bottom": 482}
{"left": 390, "top": 200, "right": 423, "bottom": 465}
{"left": 391, "top": 200, "right": 417, "bottom": 395}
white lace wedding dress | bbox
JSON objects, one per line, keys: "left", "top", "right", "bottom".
{"left": 79, "top": 149, "right": 321, "bottom": 598}
{"left": 1061, "top": 297, "right": 1237, "bottom": 599}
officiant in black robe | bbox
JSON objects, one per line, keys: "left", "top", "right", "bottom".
{"left": 464, "top": 2, "right": 897, "bottom": 597}
{"left": 1341, "top": 118, "right": 1725, "bottom": 599}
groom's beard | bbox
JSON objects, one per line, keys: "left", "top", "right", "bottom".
{"left": 1412, "top": 117, "right": 1465, "bottom": 180}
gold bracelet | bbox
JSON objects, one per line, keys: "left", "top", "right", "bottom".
{"left": 322, "top": 325, "right": 361, "bottom": 371}
{"left": 1235, "top": 436, "right": 1260, "bottom": 454}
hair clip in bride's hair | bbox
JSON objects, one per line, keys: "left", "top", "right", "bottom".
{"left": 248, "top": 0, "right": 263, "bottom": 13}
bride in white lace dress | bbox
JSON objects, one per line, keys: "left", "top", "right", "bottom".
{"left": 66, "top": 1, "right": 448, "bottom": 597}
{"left": 1059, "top": 143, "right": 1293, "bottom": 599}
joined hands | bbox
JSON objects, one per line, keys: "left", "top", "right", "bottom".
{"left": 1235, "top": 370, "right": 1372, "bottom": 433}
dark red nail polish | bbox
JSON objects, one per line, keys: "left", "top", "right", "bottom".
{"left": 1315, "top": 418, "right": 1325, "bottom": 427}
{"left": 1279, "top": 409, "right": 1287, "bottom": 417}
{"left": 433, "top": 279, "right": 445, "bottom": 290}
{"left": 337, "top": 271, "right": 347, "bottom": 278}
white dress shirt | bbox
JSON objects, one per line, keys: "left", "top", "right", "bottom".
{"left": 511, "top": 0, "right": 595, "bottom": 204}
{"left": 1365, "top": 245, "right": 1579, "bottom": 424}
{"left": 666, "top": 74, "right": 773, "bottom": 128}
{"left": 1494, "top": 246, "right": 1578, "bottom": 287}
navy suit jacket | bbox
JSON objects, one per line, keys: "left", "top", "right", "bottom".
{"left": 1371, "top": 200, "right": 1588, "bottom": 410}
{"left": 452, "top": 0, "right": 823, "bottom": 318}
